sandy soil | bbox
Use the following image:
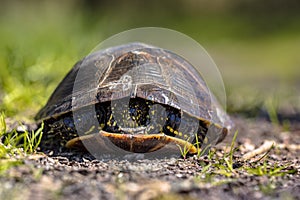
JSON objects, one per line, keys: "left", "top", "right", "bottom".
{"left": 1, "top": 115, "right": 299, "bottom": 200}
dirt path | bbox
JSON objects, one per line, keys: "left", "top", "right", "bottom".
{"left": 1, "top": 116, "right": 299, "bottom": 200}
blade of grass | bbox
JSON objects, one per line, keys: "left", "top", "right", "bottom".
{"left": 229, "top": 130, "right": 239, "bottom": 167}
{"left": 0, "top": 112, "right": 6, "bottom": 136}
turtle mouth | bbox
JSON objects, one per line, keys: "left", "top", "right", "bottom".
{"left": 65, "top": 130, "right": 198, "bottom": 154}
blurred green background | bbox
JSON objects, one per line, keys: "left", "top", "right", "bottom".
{"left": 0, "top": 0, "right": 299, "bottom": 121}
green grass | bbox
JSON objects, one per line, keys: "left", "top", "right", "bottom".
{"left": 0, "top": 113, "right": 43, "bottom": 175}
{"left": 194, "top": 132, "right": 296, "bottom": 192}
{"left": 177, "top": 136, "right": 192, "bottom": 159}
{"left": 245, "top": 160, "right": 297, "bottom": 177}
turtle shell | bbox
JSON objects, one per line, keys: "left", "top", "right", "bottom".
{"left": 35, "top": 42, "right": 231, "bottom": 154}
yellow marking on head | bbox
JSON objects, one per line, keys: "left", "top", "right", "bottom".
{"left": 107, "top": 114, "right": 113, "bottom": 126}
{"left": 167, "top": 126, "right": 174, "bottom": 133}
{"left": 84, "top": 125, "right": 96, "bottom": 135}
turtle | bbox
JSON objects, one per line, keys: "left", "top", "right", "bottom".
{"left": 35, "top": 42, "right": 231, "bottom": 156}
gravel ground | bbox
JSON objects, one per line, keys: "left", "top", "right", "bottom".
{"left": 1, "top": 115, "right": 300, "bottom": 200}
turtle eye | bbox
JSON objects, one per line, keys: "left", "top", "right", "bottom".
{"left": 63, "top": 117, "right": 75, "bottom": 128}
